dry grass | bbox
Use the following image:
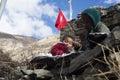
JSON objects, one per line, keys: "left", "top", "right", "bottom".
{"left": 92, "top": 44, "right": 120, "bottom": 80}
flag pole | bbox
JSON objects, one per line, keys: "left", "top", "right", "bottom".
{"left": 68, "top": 0, "right": 72, "bottom": 20}
{"left": 0, "top": 0, "right": 7, "bottom": 19}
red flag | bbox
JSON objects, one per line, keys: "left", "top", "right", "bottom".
{"left": 55, "top": 9, "right": 67, "bottom": 30}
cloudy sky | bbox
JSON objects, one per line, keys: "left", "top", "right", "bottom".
{"left": 0, "top": 0, "right": 119, "bottom": 39}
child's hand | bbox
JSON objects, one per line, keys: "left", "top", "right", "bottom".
{"left": 73, "top": 41, "right": 82, "bottom": 49}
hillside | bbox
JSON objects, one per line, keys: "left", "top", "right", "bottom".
{"left": 0, "top": 32, "right": 59, "bottom": 62}
{"left": 0, "top": 32, "right": 38, "bottom": 53}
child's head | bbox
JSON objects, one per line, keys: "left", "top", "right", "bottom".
{"left": 61, "top": 35, "right": 74, "bottom": 49}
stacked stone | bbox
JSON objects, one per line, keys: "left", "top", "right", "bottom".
{"left": 77, "top": 4, "right": 120, "bottom": 30}
{"left": 100, "top": 4, "right": 120, "bottom": 30}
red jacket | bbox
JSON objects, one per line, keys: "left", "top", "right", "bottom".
{"left": 50, "top": 43, "right": 69, "bottom": 56}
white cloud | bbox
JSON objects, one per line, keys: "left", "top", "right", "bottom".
{"left": 104, "top": 0, "right": 120, "bottom": 4}
{"left": 0, "top": 0, "right": 59, "bottom": 39}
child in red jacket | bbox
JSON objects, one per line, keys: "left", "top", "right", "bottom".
{"left": 50, "top": 35, "right": 81, "bottom": 56}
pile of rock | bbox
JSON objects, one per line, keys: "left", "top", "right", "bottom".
{"left": 100, "top": 4, "right": 120, "bottom": 30}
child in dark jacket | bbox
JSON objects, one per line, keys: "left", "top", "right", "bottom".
{"left": 50, "top": 35, "right": 81, "bottom": 56}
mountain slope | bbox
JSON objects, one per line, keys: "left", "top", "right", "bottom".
{"left": 0, "top": 32, "right": 38, "bottom": 53}
{"left": 0, "top": 32, "right": 59, "bottom": 62}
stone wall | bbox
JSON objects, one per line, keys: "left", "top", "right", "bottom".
{"left": 77, "top": 3, "right": 120, "bottom": 30}
{"left": 100, "top": 3, "right": 120, "bottom": 30}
